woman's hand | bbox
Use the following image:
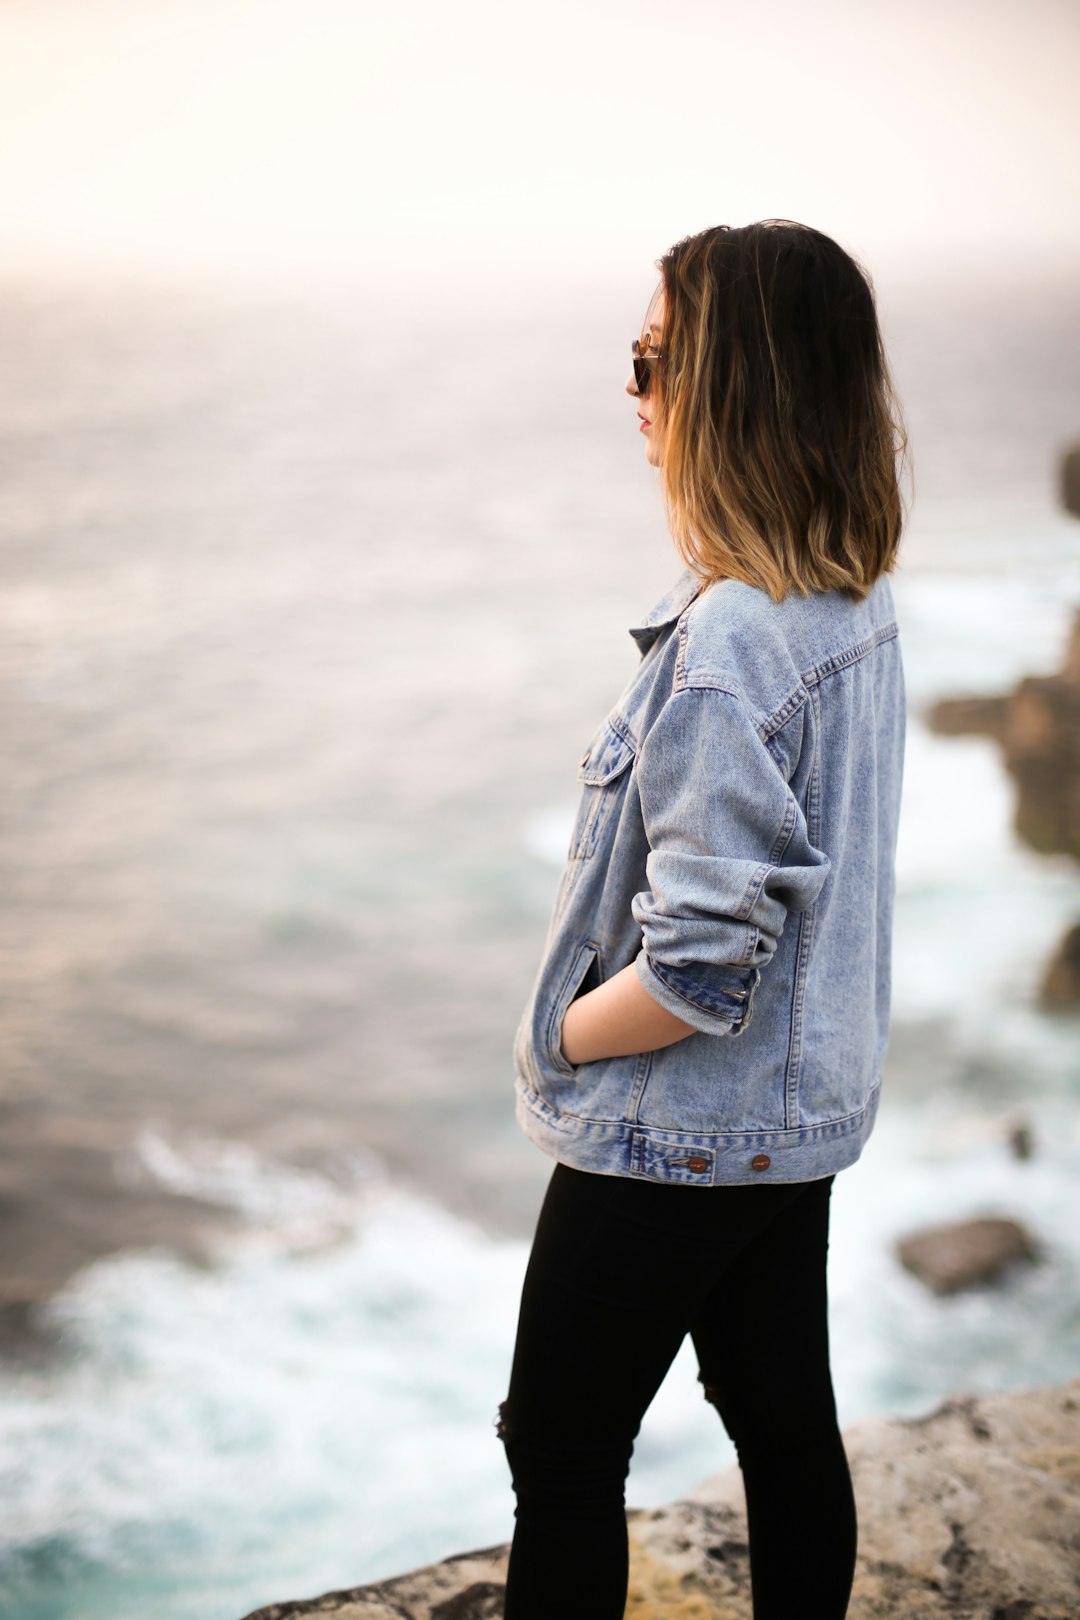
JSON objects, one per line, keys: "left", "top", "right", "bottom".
{"left": 559, "top": 960, "right": 698, "bottom": 1067}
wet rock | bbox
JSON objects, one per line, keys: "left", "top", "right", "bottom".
{"left": 1062, "top": 441, "right": 1080, "bottom": 518}
{"left": 928, "top": 449, "right": 1080, "bottom": 993}
{"left": 240, "top": 1378, "right": 1080, "bottom": 1620}
{"left": 1008, "top": 1116, "right": 1035, "bottom": 1160}
{"left": 927, "top": 609, "right": 1080, "bottom": 860}
{"left": 1003, "top": 667, "right": 1080, "bottom": 859}
{"left": 896, "top": 1215, "right": 1038, "bottom": 1294}
{"left": 1039, "top": 920, "right": 1080, "bottom": 1011}
{"left": 925, "top": 693, "right": 1008, "bottom": 738}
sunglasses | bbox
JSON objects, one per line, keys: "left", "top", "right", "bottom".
{"left": 632, "top": 337, "right": 663, "bottom": 397}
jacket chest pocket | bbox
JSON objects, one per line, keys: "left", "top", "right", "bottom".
{"left": 567, "top": 718, "right": 637, "bottom": 860}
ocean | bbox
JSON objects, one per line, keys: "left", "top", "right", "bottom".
{"left": 1, "top": 259, "right": 1079, "bottom": 1619}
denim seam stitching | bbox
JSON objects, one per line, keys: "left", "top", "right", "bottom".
{"left": 648, "top": 955, "right": 750, "bottom": 1005}
{"left": 784, "top": 683, "right": 822, "bottom": 1126}
{"left": 672, "top": 622, "right": 898, "bottom": 723}
{"left": 769, "top": 790, "right": 799, "bottom": 866}
{"left": 627, "top": 1088, "right": 880, "bottom": 1140}
{"left": 577, "top": 729, "right": 636, "bottom": 788}
{"left": 669, "top": 674, "right": 812, "bottom": 758}
{"left": 643, "top": 953, "right": 741, "bottom": 1028}
{"left": 518, "top": 1072, "right": 876, "bottom": 1137}
{"left": 734, "top": 862, "right": 772, "bottom": 921}
{"left": 626, "top": 1046, "right": 655, "bottom": 1127}
{"left": 761, "top": 688, "right": 811, "bottom": 740}
{"left": 605, "top": 710, "right": 640, "bottom": 753}
{"left": 802, "top": 621, "right": 899, "bottom": 688}
{"left": 546, "top": 939, "right": 603, "bottom": 1076}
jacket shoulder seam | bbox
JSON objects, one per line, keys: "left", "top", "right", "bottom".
{"left": 675, "top": 603, "right": 898, "bottom": 722}
{"left": 802, "top": 621, "right": 899, "bottom": 688}
{"left": 669, "top": 670, "right": 810, "bottom": 747}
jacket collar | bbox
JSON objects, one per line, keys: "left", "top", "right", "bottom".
{"left": 628, "top": 566, "right": 707, "bottom": 653}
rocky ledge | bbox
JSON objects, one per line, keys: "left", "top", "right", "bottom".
{"left": 241, "top": 1376, "right": 1080, "bottom": 1619}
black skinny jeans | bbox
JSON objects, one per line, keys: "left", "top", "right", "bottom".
{"left": 496, "top": 1162, "right": 856, "bottom": 1620}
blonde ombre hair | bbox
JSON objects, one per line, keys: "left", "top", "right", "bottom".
{"left": 655, "top": 220, "right": 909, "bottom": 601}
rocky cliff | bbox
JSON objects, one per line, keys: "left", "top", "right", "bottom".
{"left": 240, "top": 1376, "right": 1080, "bottom": 1620}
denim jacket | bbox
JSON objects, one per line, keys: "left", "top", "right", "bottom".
{"left": 513, "top": 565, "right": 905, "bottom": 1185}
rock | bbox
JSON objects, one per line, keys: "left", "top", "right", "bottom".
{"left": 925, "top": 693, "right": 1008, "bottom": 739}
{"left": 925, "top": 610, "right": 1080, "bottom": 861}
{"left": 1062, "top": 441, "right": 1080, "bottom": 519}
{"left": 926, "top": 595, "right": 1080, "bottom": 1002}
{"left": 896, "top": 1216, "right": 1038, "bottom": 1294}
{"left": 238, "top": 1547, "right": 514, "bottom": 1620}
{"left": 816, "top": 1380, "right": 1080, "bottom": 1619}
{"left": 1039, "top": 920, "right": 1080, "bottom": 1011}
{"left": 1008, "top": 1116, "right": 1035, "bottom": 1160}
{"left": 1002, "top": 657, "right": 1080, "bottom": 857}
{"left": 240, "top": 1378, "right": 1080, "bottom": 1620}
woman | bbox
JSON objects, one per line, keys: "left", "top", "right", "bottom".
{"left": 498, "top": 220, "right": 908, "bottom": 1620}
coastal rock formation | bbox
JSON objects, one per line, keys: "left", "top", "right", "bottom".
{"left": 925, "top": 693, "right": 1008, "bottom": 739}
{"left": 1062, "top": 442, "right": 1080, "bottom": 519}
{"left": 895, "top": 1215, "right": 1038, "bottom": 1294}
{"left": 927, "top": 608, "right": 1080, "bottom": 862}
{"left": 240, "top": 1377, "right": 1080, "bottom": 1620}
{"left": 926, "top": 440, "right": 1080, "bottom": 1007}
{"left": 1039, "top": 920, "right": 1080, "bottom": 1010}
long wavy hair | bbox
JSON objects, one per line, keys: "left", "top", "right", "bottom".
{"left": 655, "top": 220, "right": 910, "bottom": 601}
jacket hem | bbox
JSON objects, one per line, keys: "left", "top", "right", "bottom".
{"left": 514, "top": 1073, "right": 880, "bottom": 1186}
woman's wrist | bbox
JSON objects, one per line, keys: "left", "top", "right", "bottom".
{"left": 559, "top": 959, "right": 697, "bottom": 1065}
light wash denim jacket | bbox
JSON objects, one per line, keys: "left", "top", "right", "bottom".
{"left": 513, "top": 565, "right": 905, "bottom": 1185}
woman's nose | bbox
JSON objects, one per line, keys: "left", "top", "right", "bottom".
{"left": 625, "top": 370, "right": 639, "bottom": 398}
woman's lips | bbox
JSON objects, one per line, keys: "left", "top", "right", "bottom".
{"left": 638, "top": 418, "right": 650, "bottom": 432}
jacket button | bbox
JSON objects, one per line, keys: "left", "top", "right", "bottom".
{"left": 687, "top": 1155, "right": 708, "bottom": 1173}
{"left": 751, "top": 1154, "right": 771, "bottom": 1171}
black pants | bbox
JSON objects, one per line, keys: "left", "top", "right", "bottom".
{"left": 496, "top": 1162, "right": 856, "bottom": 1620}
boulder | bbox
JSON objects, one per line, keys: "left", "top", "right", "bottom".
{"left": 895, "top": 1215, "right": 1038, "bottom": 1295}
{"left": 1062, "top": 442, "right": 1080, "bottom": 519}
{"left": 1039, "top": 920, "right": 1080, "bottom": 1011}
{"left": 1008, "top": 1116, "right": 1035, "bottom": 1160}
{"left": 1002, "top": 657, "right": 1080, "bottom": 857}
{"left": 926, "top": 610, "right": 1080, "bottom": 861}
{"left": 239, "top": 1378, "right": 1080, "bottom": 1620}
{"left": 925, "top": 693, "right": 1008, "bottom": 740}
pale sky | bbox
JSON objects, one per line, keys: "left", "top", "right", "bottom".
{"left": 0, "top": 0, "right": 1077, "bottom": 287}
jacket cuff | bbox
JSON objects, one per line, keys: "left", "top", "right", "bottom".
{"left": 634, "top": 948, "right": 761, "bottom": 1037}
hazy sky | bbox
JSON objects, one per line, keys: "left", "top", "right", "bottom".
{"left": 0, "top": 0, "right": 1077, "bottom": 286}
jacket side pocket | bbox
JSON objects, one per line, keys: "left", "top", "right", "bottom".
{"left": 545, "top": 939, "right": 603, "bottom": 1077}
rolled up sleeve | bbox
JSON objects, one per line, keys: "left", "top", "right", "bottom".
{"left": 631, "top": 685, "right": 831, "bottom": 1036}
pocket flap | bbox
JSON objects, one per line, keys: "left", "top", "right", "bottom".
{"left": 577, "top": 718, "right": 637, "bottom": 787}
